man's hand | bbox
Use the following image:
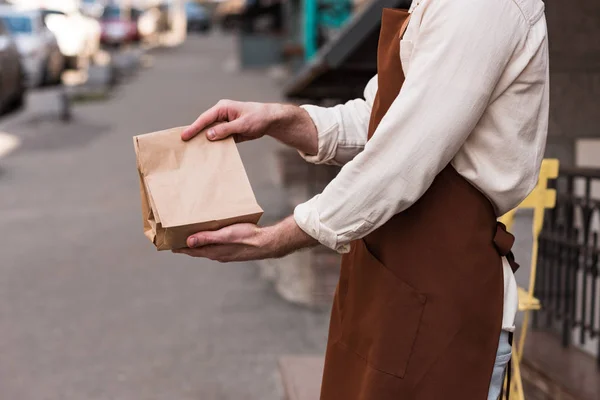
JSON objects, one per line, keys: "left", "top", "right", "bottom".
{"left": 173, "top": 216, "right": 318, "bottom": 262}
{"left": 182, "top": 100, "right": 278, "bottom": 143}
{"left": 182, "top": 100, "right": 319, "bottom": 156}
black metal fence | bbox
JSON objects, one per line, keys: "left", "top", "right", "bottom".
{"left": 535, "top": 167, "right": 600, "bottom": 366}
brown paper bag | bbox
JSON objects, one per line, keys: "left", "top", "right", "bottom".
{"left": 133, "top": 126, "right": 263, "bottom": 250}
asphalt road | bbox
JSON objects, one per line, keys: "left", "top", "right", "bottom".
{"left": 0, "top": 34, "right": 329, "bottom": 400}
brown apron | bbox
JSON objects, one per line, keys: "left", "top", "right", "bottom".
{"left": 320, "top": 8, "right": 518, "bottom": 400}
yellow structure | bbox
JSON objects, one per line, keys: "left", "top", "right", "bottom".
{"left": 498, "top": 158, "right": 560, "bottom": 399}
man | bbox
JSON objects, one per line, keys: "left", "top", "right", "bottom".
{"left": 176, "top": 0, "right": 549, "bottom": 398}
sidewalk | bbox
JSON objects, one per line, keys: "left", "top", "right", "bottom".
{"left": 0, "top": 34, "right": 329, "bottom": 400}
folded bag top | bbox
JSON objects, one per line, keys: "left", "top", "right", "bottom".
{"left": 134, "top": 126, "right": 263, "bottom": 250}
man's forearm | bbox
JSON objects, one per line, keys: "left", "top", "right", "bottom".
{"left": 267, "top": 104, "right": 318, "bottom": 156}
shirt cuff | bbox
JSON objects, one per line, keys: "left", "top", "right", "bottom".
{"left": 294, "top": 195, "right": 351, "bottom": 254}
{"left": 298, "top": 105, "right": 340, "bottom": 165}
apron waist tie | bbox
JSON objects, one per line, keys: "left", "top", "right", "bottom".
{"left": 493, "top": 221, "right": 519, "bottom": 399}
{"left": 493, "top": 222, "right": 520, "bottom": 273}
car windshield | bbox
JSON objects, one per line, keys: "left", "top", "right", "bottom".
{"left": 102, "top": 6, "right": 122, "bottom": 19}
{"left": 1, "top": 15, "right": 33, "bottom": 34}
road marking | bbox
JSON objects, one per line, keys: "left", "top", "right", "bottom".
{"left": 0, "top": 131, "right": 21, "bottom": 159}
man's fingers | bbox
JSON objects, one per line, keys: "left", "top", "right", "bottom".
{"left": 182, "top": 107, "right": 219, "bottom": 141}
{"left": 174, "top": 246, "right": 213, "bottom": 259}
{"left": 174, "top": 246, "right": 211, "bottom": 258}
{"left": 173, "top": 245, "right": 240, "bottom": 262}
{"left": 182, "top": 100, "right": 235, "bottom": 141}
{"left": 205, "top": 118, "right": 247, "bottom": 141}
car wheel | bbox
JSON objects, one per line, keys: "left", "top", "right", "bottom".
{"left": 12, "top": 87, "right": 25, "bottom": 111}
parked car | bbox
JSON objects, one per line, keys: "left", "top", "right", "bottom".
{"left": 0, "top": 8, "right": 64, "bottom": 86}
{"left": 42, "top": 8, "right": 101, "bottom": 69}
{"left": 185, "top": 1, "right": 211, "bottom": 33}
{"left": 0, "top": 19, "right": 26, "bottom": 112}
{"left": 100, "top": 5, "right": 139, "bottom": 47}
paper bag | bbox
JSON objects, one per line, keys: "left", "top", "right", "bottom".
{"left": 133, "top": 126, "right": 263, "bottom": 250}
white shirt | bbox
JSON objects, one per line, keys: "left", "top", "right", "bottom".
{"left": 293, "top": 0, "right": 549, "bottom": 331}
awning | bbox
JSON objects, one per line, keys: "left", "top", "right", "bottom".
{"left": 285, "top": 0, "right": 411, "bottom": 102}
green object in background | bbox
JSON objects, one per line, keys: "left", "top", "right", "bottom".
{"left": 303, "top": 0, "right": 352, "bottom": 61}
{"left": 319, "top": 0, "right": 352, "bottom": 28}
{"left": 303, "top": 0, "right": 318, "bottom": 60}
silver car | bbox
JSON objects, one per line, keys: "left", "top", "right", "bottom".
{"left": 0, "top": 8, "right": 64, "bottom": 86}
{"left": 0, "top": 18, "right": 25, "bottom": 112}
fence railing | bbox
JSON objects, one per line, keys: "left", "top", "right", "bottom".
{"left": 535, "top": 167, "right": 600, "bottom": 366}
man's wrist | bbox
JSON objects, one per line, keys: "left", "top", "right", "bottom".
{"left": 266, "top": 105, "right": 318, "bottom": 156}
{"left": 262, "top": 216, "right": 318, "bottom": 258}
{"left": 266, "top": 104, "right": 300, "bottom": 137}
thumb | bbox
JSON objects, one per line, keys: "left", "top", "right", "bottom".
{"left": 187, "top": 230, "right": 225, "bottom": 248}
{"left": 206, "top": 119, "right": 246, "bottom": 141}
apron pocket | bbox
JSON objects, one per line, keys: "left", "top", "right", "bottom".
{"left": 338, "top": 239, "right": 426, "bottom": 379}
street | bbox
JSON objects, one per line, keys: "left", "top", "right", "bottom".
{"left": 0, "top": 34, "right": 329, "bottom": 400}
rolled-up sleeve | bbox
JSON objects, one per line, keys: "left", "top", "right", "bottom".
{"left": 294, "top": 0, "right": 525, "bottom": 252}
{"left": 298, "top": 76, "right": 377, "bottom": 166}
